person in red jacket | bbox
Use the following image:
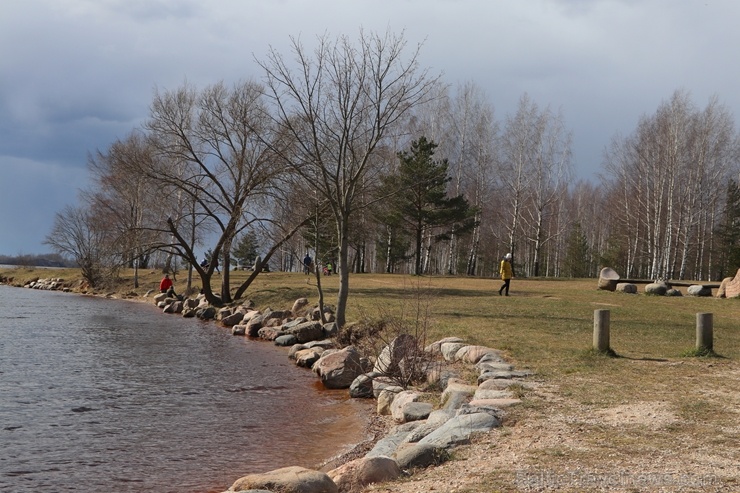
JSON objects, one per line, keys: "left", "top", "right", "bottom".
{"left": 159, "top": 274, "right": 173, "bottom": 293}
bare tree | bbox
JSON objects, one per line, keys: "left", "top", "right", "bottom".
{"left": 44, "top": 205, "right": 119, "bottom": 288}
{"left": 85, "top": 131, "right": 168, "bottom": 286}
{"left": 256, "top": 29, "right": 440, "bottom": 327}
{"left": 144, "top": 80, "right": 289, "bottom": 305}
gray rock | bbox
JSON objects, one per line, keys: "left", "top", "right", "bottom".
{"left": 373, "top": 334, "right": 419, "bottom": 376}
{"left": 616, "top": 282, "right": 637, "bottom": 294}
{"left": 313, "top": 346, "right": 366, "bottom": 389}
{"left": 322, "top": 322, "right": 339, "bottom": 338}
{"left": 440, "top": 342, "right": 467, "bottom": 362}
{"left": 402, "top": 420, "right": 443, "bottom": 443}
{"left": 291, "top": 297, "right": 310, "bottom": 316}
{"left": 393, "top": 443, "right": 448, "bottom": 470}
{"left": 417, "top": 412, "right": 501, "bottom": 448}
{"left": 687, "top": 285, "right": 712, "bottom": 297}
{"left": 283, "top": 317, "right": 309, "bottom": 329}
{"left": 245, "top": 314, "right": 264, "bottom": 336}
{"left": 285, "top": 321, "right": 324, "bottom": 343}
{"left": 221, "top": 311, "right": 245, "bottom": 327}
{"left": 349, "top": 373, "right": 378, "bottom": 398}
{"left": 645, "top": 282, "right": 668, "bottom": 296}
{"left": 257, "top": 326, "right": 284, "bottom": 341}
{"left": 424, "top": 337, "right": 465, "bottom": 355}
{"left": 475, "top": 361, "right": 513, "bottom": 374}
{"left": 305, "top": 339, "right": 336, "bottom": 350}
{"left": 196, "top": 306, "right": 217, "bottom": 320}
{"left": 294, "top": 349, "right": 323, "bottom": 368}
{"left": 274, "top": 334, "right": 298, "bottom": 346}
{"left": 390, "top": 390, "right": 421, "bottom": 423}
{"left": 402, "top": 402, "right": 434, "bottom": 423}
{"left": 365, "top": 429, "right": 412, "bottom": 458}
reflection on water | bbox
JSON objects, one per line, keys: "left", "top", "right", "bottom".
{"left": 0, "top": 286, "right": 371, "bottom": 492}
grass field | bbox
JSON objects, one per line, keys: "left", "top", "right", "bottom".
{"left": 3, "top": 267, "right": 739, "bottom": 491}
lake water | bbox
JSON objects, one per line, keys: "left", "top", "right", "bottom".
{"left": 0, "top": 285, "right": 370, "bottom": 493}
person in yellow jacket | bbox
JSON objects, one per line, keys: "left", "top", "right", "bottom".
{"left": 498, "top": 253, "right": 513, "bottom": 296}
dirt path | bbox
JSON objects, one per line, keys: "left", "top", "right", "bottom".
{"left": 363, "top": 362, "right": 740, "bottom": 493}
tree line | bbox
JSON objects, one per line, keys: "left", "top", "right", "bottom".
{"left": 43, "top": 30, "right": 740, "bottom": 328}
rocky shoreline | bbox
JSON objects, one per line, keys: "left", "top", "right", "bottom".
{"left": 7, "top": 277, "right": 534, "bottom": 493}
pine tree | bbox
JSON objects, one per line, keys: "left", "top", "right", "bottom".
{"left": 383, "top": 136, "right": 477, "bottom": 275}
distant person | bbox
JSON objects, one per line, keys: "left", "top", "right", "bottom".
{"left": 303, "top": 253, "right": 313, "bottom": 274}
{"left": 200, "top": 258, "right": 209, "bottom": 269}
{"left": 160, "top": 274, "right": 174, "bottom": 295}
{"left": 325, "top": 261, "right": 333, "bottom": 276}
{"left": 498, "top": 253, "right": 513, "bottom": 296}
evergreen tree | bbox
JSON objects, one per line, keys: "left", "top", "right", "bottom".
{"left": 716, "top": 179, "right": 740, "bottom": 277}
{"left": 231, "top": 231, "right": 259, "bottom": 269}
{"left": 383, "top": 136, "right": 477, "bottom": 275}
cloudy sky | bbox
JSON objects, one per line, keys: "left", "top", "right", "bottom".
{"left": 1, "top": 0, "right": 738, "bottom": 255}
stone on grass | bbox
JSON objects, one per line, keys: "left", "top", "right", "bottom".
{"left": 645, "top": 282, "right": 668, "bottom": 296}
{"left": 616, "top": 283, "right": 637, "bottom": 294}
{"left": 687, "top": 285, "right": 712, "bottom": 297}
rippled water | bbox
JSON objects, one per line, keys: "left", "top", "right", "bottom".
{"left": 0, "top": 285, "right": 370, "bottom": 493}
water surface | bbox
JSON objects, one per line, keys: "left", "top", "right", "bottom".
{"left": 0, "top": 286, "right": 369, "bottom": 492}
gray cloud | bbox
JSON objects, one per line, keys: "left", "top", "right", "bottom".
{"left": 2, "top": 0, "right": 739, "bottom": 253}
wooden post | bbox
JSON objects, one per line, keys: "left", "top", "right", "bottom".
{"left": 696, "top": 312, "right": 713, "bottom": 351}
{"left": 593, "top": 309, "right": 610, "bottom": 352}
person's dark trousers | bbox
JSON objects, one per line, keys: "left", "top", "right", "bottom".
{"left": 499, "top": 279, "right": 510, "bottom": 296}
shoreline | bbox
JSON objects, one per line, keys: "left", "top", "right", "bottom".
{"left": 0, "top": 273, "right": 385, "bottom": 492}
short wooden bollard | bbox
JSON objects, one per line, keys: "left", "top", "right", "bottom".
{"left": 593, "top": 309, "right": 610, "bottom": 352}
{"left": 696, "top": 312, "right": 713, "bottom": 351}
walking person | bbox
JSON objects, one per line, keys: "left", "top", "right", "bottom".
{"left": 303, "top": 253, "right": 313, "bottom": 274}
{"left": 498, "top": 253, "right": 513, "bottom": 296}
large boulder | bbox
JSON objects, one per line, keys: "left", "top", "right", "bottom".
{"left": 417, "top": 411, "right": 501, "bottom": 448}
{"left": 393, "top": 443, "right": 448, "bottom": 470}
{"left": 221, "top": 311, "right": 245, "bottom": 327}
{"left": 373, "top": 334, "right": 418, "bottom": 376}
{"left": 723, "top": 268, "right": 740, "bottom": 298}
{"left": 245, "top": 314, "right": 264, "bottom": 337}
{"left": 597, "top": 267, "right": 620, "bottom": 291}
{"left": 326, "top": 456, "right": 401, "bottom": 492}
{"left": 294, "top": 348, "right": 323, "bottom": 368}
{"left": 313, "top": 346, "right": 367, "bottom": 389}
{"left": 229, "top": 466, "right": 337, "bottom": 493}
{"left": 717, "top": 276, "right": 733, "bottom": 298}
{"left": 291, "top": 297, "right": 310, "bottom": 316}
{"left": 687, "top": 285, "right": 712, "bottom": 297}
{"left": 616, "top": 282, "right": 637, "bottom": 294}
{"left": 454, "top": 345, "right": 501, "bottom": 364}
{"left": 285, "top": 321, "right": 324, "bottom": 344}
{"left": 390, "top": 390, "right": 421, "bottom": 423}
{"left": 645, "top": 282, "right": 668, "bottom": 296}
{"left": 349, "top": 373, "right": 378, "bottom": 399}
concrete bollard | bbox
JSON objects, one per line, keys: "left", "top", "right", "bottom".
{"left": 696, "top": 312, "right": 713, "bottom": 351}
{"left": 593, "top": 309, "right": 610, "bottom": 352}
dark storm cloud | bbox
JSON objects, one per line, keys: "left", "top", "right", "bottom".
{"left": 2, "top": 0, "right": 740, "bottom": 253}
